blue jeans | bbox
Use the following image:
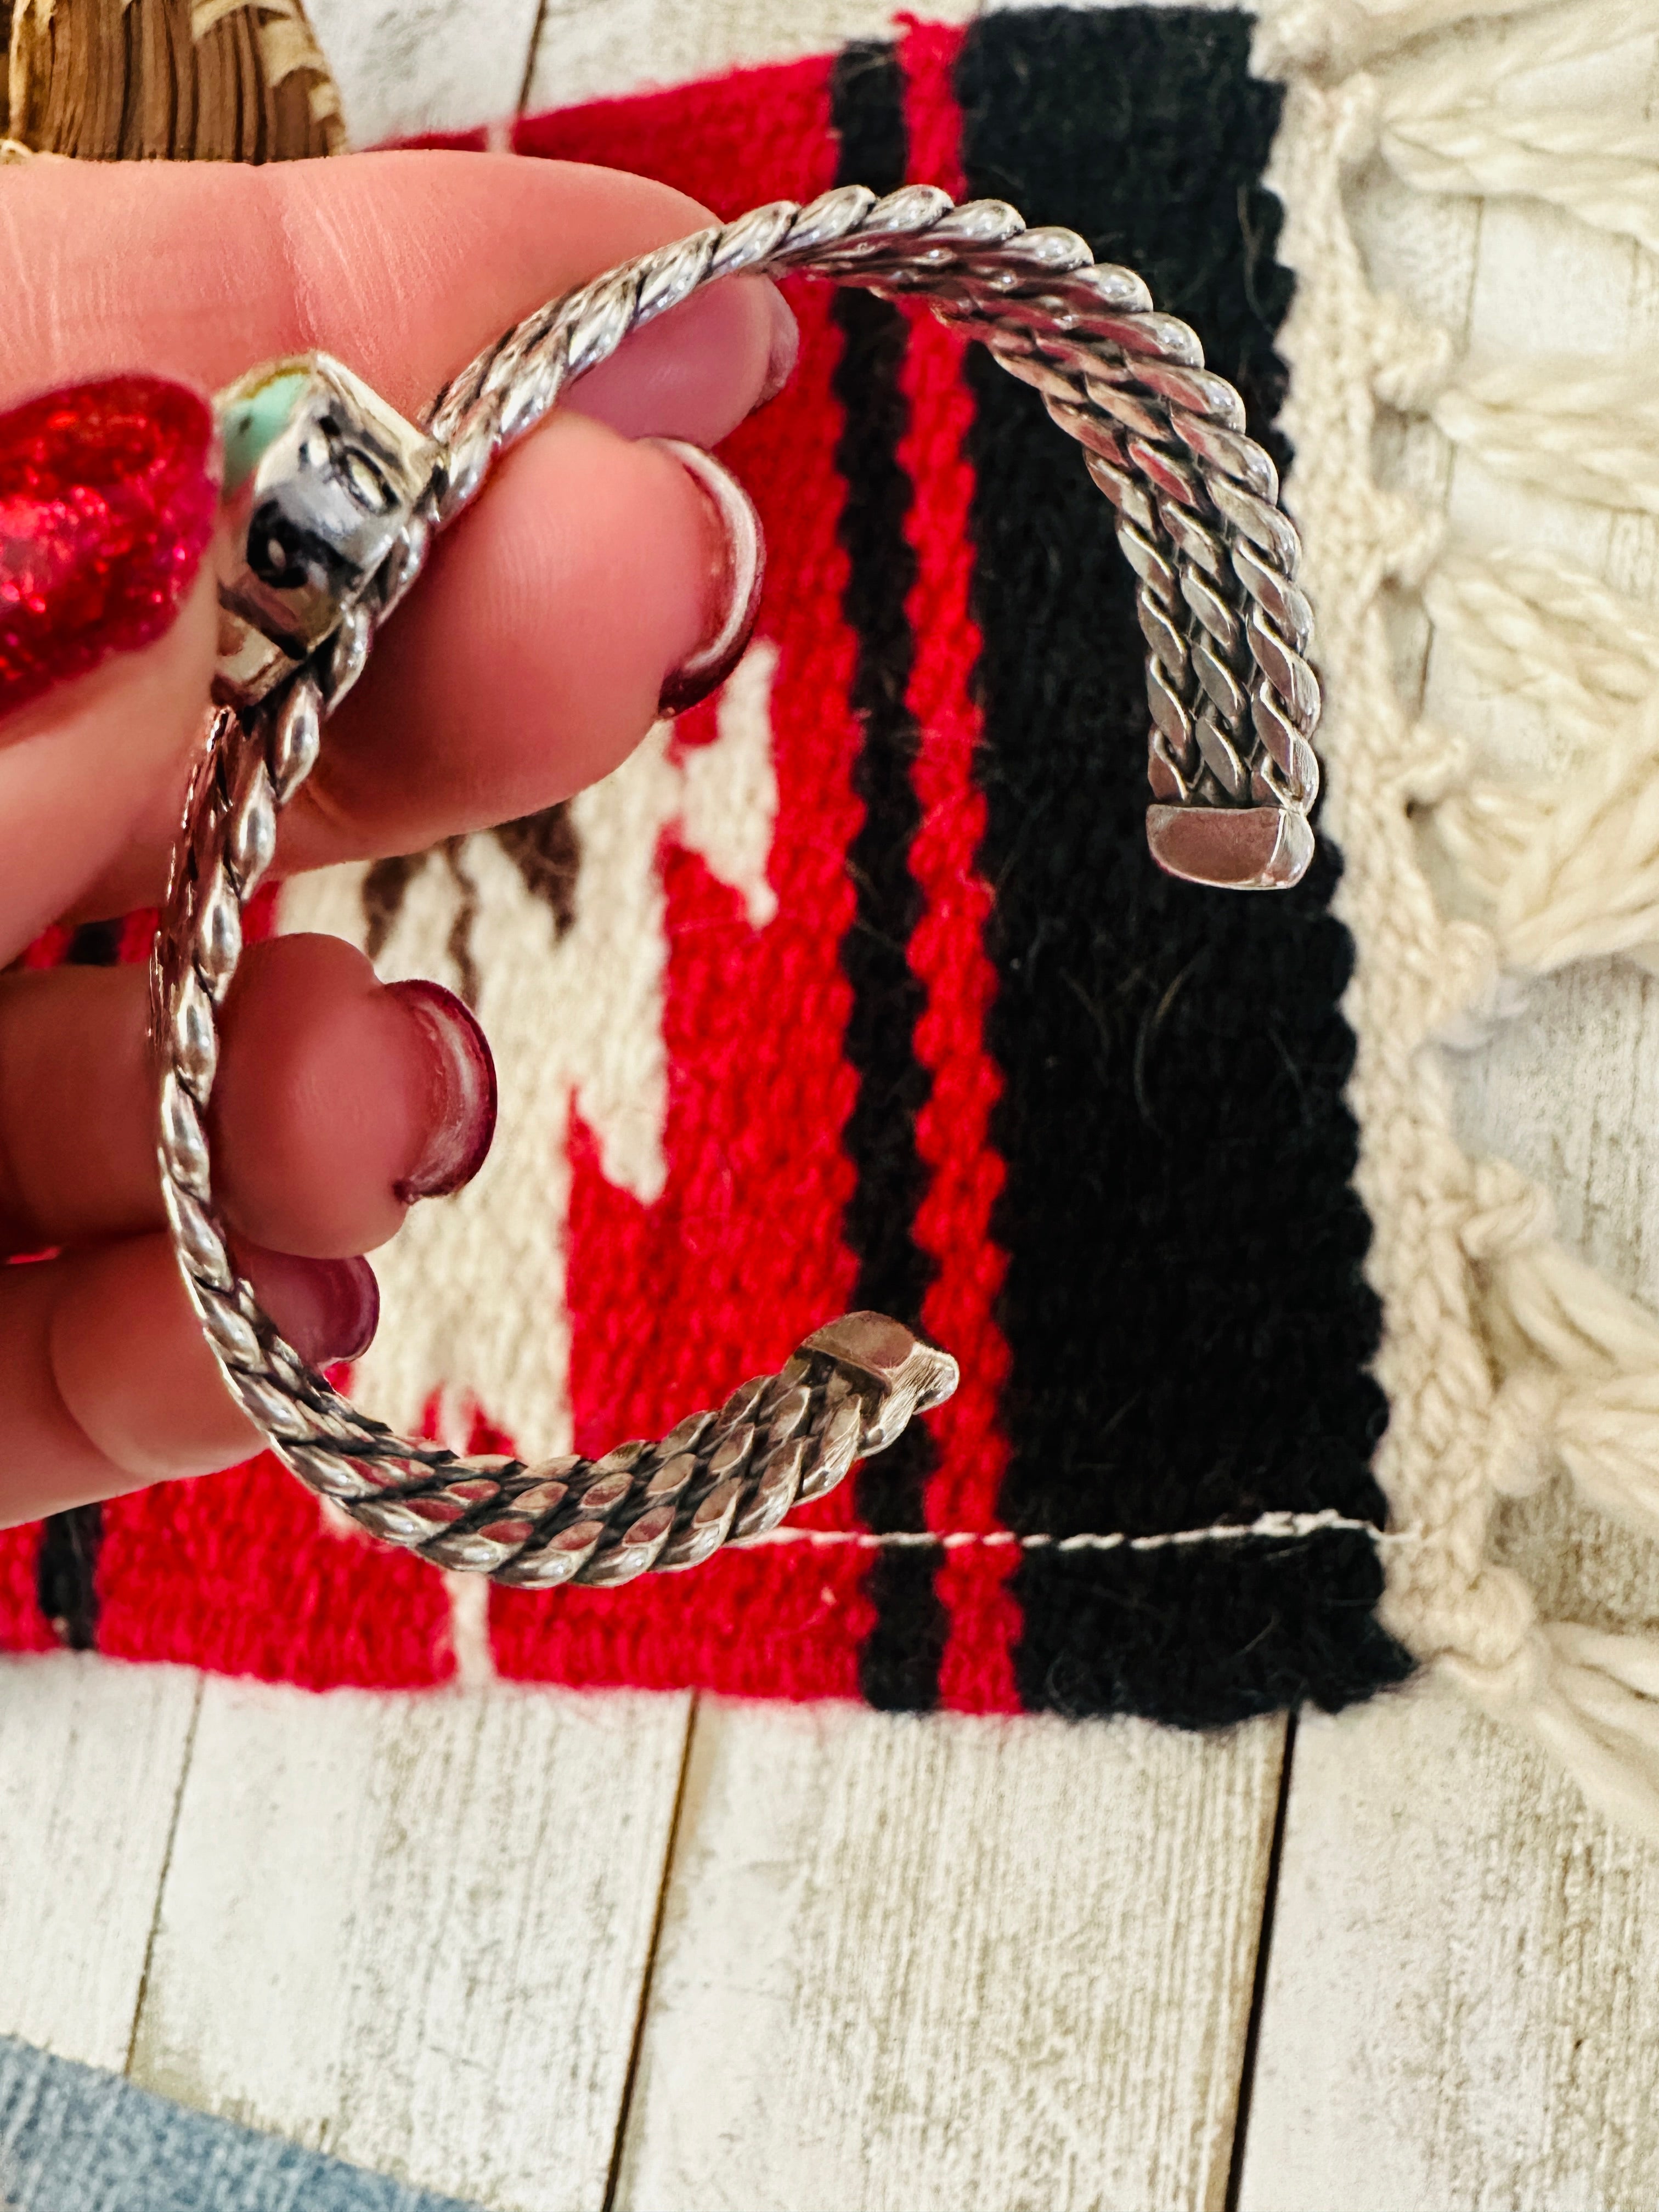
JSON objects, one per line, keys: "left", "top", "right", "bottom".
{"left": 0, "top": 2037, "right": 477, "bottom": 2212}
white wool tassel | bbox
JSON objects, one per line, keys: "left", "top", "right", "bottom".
{"left": 1366, "top": 1, "right": 1659, "bottom": 251}
{"left": 1426, "top": 691, "right": 1659, "bottom": 974}
{"left": 1379, "top": 0, "right": 1658, "bottom": 110}
{"left": 1383, "top": 108, "right": 1659, "bottom": 255}
{"left": 1445, "top": 1624, "right": 1659, "bottom": 1837}
{"left": 1254, "top": 0, "right": 1592, "bottom": 79}
{"left": 1482, "top": 1227, "right": 1659, "bottom": 1541}
{"left": 1430, "top": 357, "right": 1659, "bottom": 518}
{"left": 1423, "top": 546, "right": 1659, "bottom": 752}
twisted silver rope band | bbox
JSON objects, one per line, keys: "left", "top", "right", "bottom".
{"left": 159, "top": 182, "right": 1322, "bottom": 1591}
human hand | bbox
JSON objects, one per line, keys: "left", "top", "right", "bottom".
{"left": 0, "top": 149, "right": 790, "bottom": 1521}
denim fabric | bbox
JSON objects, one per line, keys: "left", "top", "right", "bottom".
{"left": 0, "top": 2038, "right": 479, "bottom": 2212}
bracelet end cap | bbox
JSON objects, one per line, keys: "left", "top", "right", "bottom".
{"left": 1146, "top": 803, "right": 1315, "bottom": 891}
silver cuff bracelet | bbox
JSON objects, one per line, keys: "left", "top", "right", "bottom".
{"left": 156, "top": 182, "right": 1321, "bottom": 1591}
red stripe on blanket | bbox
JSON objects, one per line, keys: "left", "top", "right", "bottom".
{"left": 96, "top": 1449, "right": 458, "bottom": 1686}
{"left": 0, "top": 1527, "right": 52, "bottom": 1652}
{"left": 493, "top": 55, "right": 875, "bottom": 1696}
{"left": 895, "top": 20, "right": 1022, "bottom": 1712}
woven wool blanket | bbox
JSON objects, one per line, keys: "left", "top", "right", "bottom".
{"left": 9, "top": 2, "right": 1659, "bottom": 1832}
{"left": 4, "top": 5, "right": 1406, "bottom": 1723}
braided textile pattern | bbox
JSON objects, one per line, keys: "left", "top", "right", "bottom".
{"left": 157, "top": 183, "right": 1319, "bottom": 1590}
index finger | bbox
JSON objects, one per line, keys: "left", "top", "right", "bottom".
{"left": 0, "top": 150, "right": 766, "bottom": 426}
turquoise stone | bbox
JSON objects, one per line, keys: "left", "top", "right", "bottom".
{"left": 219, "top": 366, "right": 311, "bottom": 494}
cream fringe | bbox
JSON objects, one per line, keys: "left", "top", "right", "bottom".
{"left": 1430, "top": 358, "right": 1659, "bottom": 515}
{"left": 1429, "top": 693, "right": 1659, "bottom": 972}
{"left": 1421, "top": 551, "right": 1659, "bottom": 968}
{"left": 1386, "top": 111, "right": 1659, "bottom": 252}
{"left": 1372, "top": 0, "right": 1659, "bottom": 249}
{"left": 1260, "top": 0, "right": 1659, "bottom": 1833}
{"left": 1258, "top": 0, "right": 1588, "bottom": 79}
{"left": 1423, "top": 546, "right": 1659, "bottom": 748}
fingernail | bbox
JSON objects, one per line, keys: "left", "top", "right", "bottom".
{"left": 652, "top": 438, "right": 765, "bottom": 718}
{"left": 561, "top": 278, "right": 797, "bottom": 445}
{"left": 756, "top": 283, "right": 799, "bottom": 408}
{"left": 387, "top": 978, "right": 499, "bottom": 1202}
{"left": 241, "top": 1247, "right": 380, "bottom": 1365}
{"left": 0, "top": 375, "right": 219, "bottom": 719}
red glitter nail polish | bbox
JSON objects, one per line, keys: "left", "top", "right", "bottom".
{"left": 0, "top": 375, "right": 220, "bottom": 720}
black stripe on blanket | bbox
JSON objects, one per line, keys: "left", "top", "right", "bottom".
{"left": 829, "top": 39, "right": 950, "bottom": 1711}
{"left": 956, "top": 6, "right": 1413, "bottom": 1722}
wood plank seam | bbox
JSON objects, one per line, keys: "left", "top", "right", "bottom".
{"left": 601, "top": 1692, "right": 700, "bottom": 2212}
{"left": 610, "top": 1703, "right": 1289, "bottom": 2211}
{"left": 1221, "top": 1707, "right": 1297, "bottom": 2212}
{"left": 516, "top": 0, "right": 551, "bottom": 120}
{"left": 121, "top": 1671, "right": 205, "bottom": 2080}
{"left": 124, "top": 1678, "right": 700, "bottom": 2207}
{"left": 0, "top": 1657, "right": 207, "bottom": 2073}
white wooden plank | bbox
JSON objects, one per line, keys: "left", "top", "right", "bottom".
{"left": 1239, "top": 1675, "right": 1659, "bottom": 2212}
{"left": 127, "top": 1677, "right": 692, "bottom": 2212}
{"left": 613, "top": 1700, "right": 1284, "bottom": 2212}
{"left": 0, "top": 1655, "right": 201, "bottom": 2074}
{"left": 307, "top": 0, "right": 543, "bottom": 146}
